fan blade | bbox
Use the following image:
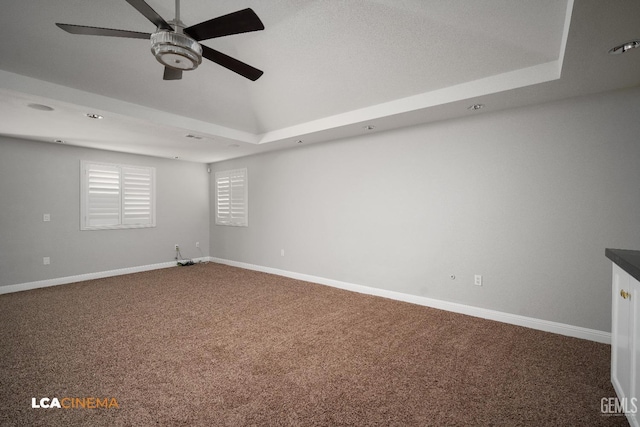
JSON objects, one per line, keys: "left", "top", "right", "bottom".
{"left": 185, "top": 8, "right": 264, "bottom": 41}
{"left": 125, "top": 0, "right": 172, "bottom": 31}
{"left": 201, "top": 45, "right": 263, "bottom": 81}
{"left": 56, "top": 23, "right": 151, "bottom": 39}
{"left": 163, "top": 67, "right": 182, "bottom": 80}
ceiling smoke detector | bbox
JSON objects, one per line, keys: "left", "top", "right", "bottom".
{"left": 151, "top": 30, "right": 202, "bottom": 71}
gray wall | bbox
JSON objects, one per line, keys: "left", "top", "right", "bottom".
{"left": 0, "top": 137, "right": 210, "bottom": 287}
{"left": 210, "top": 87, "right": 640, "bottom": 333}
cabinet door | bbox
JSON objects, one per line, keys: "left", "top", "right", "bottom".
{"left": 612, "top": 263, "right": 631, "bottom": 401}
{"left": 631, "top": 274, "right": 640, "bottom": 419}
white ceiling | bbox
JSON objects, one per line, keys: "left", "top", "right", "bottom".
{"left": 1, "top": 0, "right": 640, "bottom": 163}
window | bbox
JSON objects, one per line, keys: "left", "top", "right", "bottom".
{"left": 81, "top": 161, "right": 156, "bottom": 230}
{"left": 215, "top": 168, "right": 248, "bottom": 226}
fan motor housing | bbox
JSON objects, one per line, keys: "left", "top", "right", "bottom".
{"left": 150, "top": 31, "right": 202, "bottom": 70}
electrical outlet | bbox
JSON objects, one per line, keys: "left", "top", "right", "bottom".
{"left": 43, "top": 213, "right": 50, "bottom": 222}
{"left": 43, "top": 257, "right": 50, "bottom": 265}
{"left": 196, "top": 242, "right": 200, "bottom": 248}
{"left": 281, "top": 249, "right": 285, "bottom": 257}
{"left": 175, "top": 245, "right": 179, "bottom": 251}
{"left": 474, "top": 275, "right": 483, "bottom": 286}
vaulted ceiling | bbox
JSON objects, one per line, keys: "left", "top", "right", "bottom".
{"left": 1, "top": 0, "right": 640, "bottom": 163}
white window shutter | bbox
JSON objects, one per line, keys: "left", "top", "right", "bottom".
{"left": 122, "top": 166, "right": 155, "bottom": 226}
{"left": 216, "top": 173, "right": 231, "bottom": 223}
{"left": 229, "top": 169, "right": 247, "bottom": 224}
{"left": 85, "top": 163, "right": 121, "bottom": 228}
{"left": 81, "top": 161, "right": 156, "bottom": 230}
{"left": 216, "top": 168, "right": 247, "bottom": 226}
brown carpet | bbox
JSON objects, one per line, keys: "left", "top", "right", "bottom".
{"left": 0, "top": 262, "right": 628, "bottom": 426}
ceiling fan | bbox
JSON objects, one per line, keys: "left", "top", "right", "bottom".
{"left": 56, "top": 0, "right": 264, "bottom": 81}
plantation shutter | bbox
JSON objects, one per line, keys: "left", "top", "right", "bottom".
{"left": 85, "top": 163, "right": 121, "bottom": 228}
{"left": 215, "top": 168, "right": 247, "bottom": 226}
{"left": 122, "top": 166, "right": 154, "bottom": 226}
{"left": 81, "top": 161, "right": 156, "bottom": 230}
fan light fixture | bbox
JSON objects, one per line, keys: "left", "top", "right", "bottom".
{"left": 56, "top": 1, "right": 264, "bottom": 81}
{"left": 151, "top": 30, "right": 202, "bottom": 70}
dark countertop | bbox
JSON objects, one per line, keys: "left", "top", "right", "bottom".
{"left": 606, "top": 248, "right": 640, "bottom": 283}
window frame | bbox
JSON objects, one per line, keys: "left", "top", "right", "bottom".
{"left": 215, "top": 168, "right": 248, "bottom": 227}
{"left": 80, "top": 160, "right": 156, "bottom": 231}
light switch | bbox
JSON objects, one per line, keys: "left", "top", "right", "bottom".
{"left": 43, "top": 214, "right": 51, "bottom": 222}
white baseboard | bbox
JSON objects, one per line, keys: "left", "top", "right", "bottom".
{"left": 0, "top": 257, "right": 211, "bottom": 295}
{"left": 2, "top": 256, "right": 610, "bottom": 344}
{"left": 210, "top": 257, "right": 611, "bottom": 345}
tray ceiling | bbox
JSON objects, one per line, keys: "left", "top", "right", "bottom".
{"left": 1, "top": 0, "right": 639, "bottom": 162}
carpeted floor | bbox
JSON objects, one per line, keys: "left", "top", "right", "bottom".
{"left": 0, "top": 262, "right": 629, "bottom": 426}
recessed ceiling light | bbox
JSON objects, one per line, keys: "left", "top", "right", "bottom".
{"left": 609, "top": 40, "right": 640, "bottom": 55}
{"left": 467, "top": 104, "right": 484, "bottom": 111}
{"left": 85, "top": 113, "right": 103, "bottom": 119}
{"left": 363, "top": 125, "right": 375, "bottom": 131}
{"left": 28, "top": 103, "right": 54, "bottom": 111}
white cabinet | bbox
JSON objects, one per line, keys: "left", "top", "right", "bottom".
{"left": 611, "top": 262, "right": 640, "bottom": 426}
